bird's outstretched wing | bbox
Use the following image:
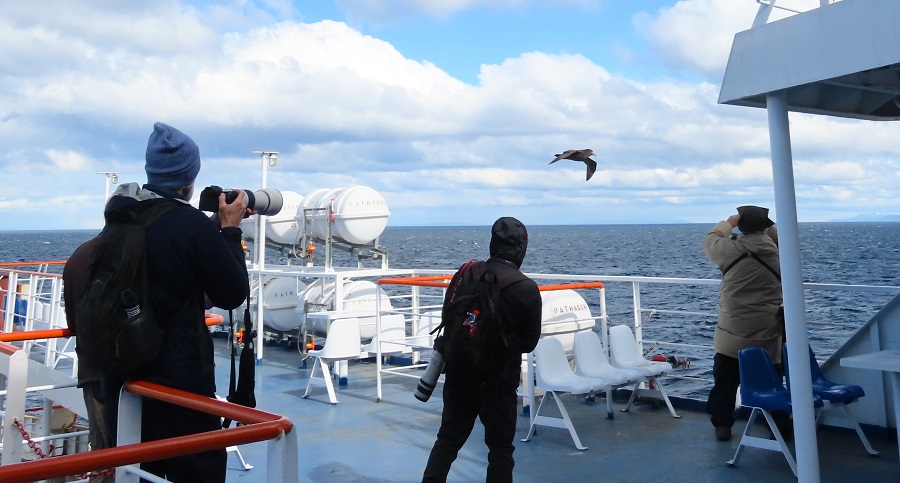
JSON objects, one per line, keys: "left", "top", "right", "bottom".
{"left": 585, "top": 159, "right": 598, "bottom": 181}
{"left": 549, "top": 150, "right": 577, "bottom": 164}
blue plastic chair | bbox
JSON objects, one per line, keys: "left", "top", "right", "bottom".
{"left": 727, "top": 347, "right": 823, "bottom": 477}
{"left": 783, "top": 344, "right": 878, "bottom": 455}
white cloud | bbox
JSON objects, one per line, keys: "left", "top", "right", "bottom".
{"left": 0, "top": 0, "right": 897, "bottom": 231}
{"left": 45, "top": 150, "right": 92, "bottom": 172}
{"left": 634, "top": 0, "right": 758, "bottom": 77}
{"left": 335, "top": 0, "right": 598, "bottom": 24}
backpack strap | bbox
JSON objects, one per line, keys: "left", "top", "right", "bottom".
{"left": 721, "top": 251, "right": 780, "bottom": 281}
{"left": 749, "top": 252, "right": 781, "bottom": 281}
{"left": 430, "top": 259, "right": 480, "bottom": 335}
{"left": 721, "top": 252, "right": 748, "bottom": 276}
{"left": 136, "top": 199, "right": 178, "bottom": 230}
{"left": 484, "top": 264, "right": 528, "bottom": 350}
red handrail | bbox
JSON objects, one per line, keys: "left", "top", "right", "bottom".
{"left": 0, "top": 314, "right": 224, "bottom": 343}
{"left": 0, "top": 340, "right": 21, "bottom": 356}
{"left": 0, "top": 261, "right": 67, "bottom": 268}
{"left": 0, "top": 381, "right": 294, "bottom": 483}
{"left": 0, "top": 329, "right": 71, "bottom": 342}
{"left": 378, "top": 275, "right": 604, "bottom": 291}
{"left": 378, "top": 274, "right": 454, "bottom": 288}
{"left": 538, "top": 282, "right": 604, "bottom": 291}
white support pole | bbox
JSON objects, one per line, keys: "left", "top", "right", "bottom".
{"left": 631, "top": 282, "right": 643, "bottom": 344}
{"left": 599, "top": 287, "right": 609, "bottom": 352}
{"left": 253, "top": 151, "right": 276, "bottom": 364}
{"left": 375, "top": 287, "right": 383, "bottom": 402}
{"left": 766, "top": 90, "right": 820, "bottom": 483}
{"left": 525, "top": 351, "right": 535, "bottom": 425}
{"left": 333, "top": 276, "right": 348, "bottom": 383}
{"left": 3, "top": 273, "right": 18, "bottom": 333}
{"left": 115, "top": 387, "right": 144, "bottom": 483}
{"left": 266, "top": 427, "right": 299, "bottom": 482}
{"left": 1, "top": 348, "right": 27, "bottom": 466}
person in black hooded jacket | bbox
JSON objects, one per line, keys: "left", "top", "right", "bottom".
{"left": 98, "top": 122, "right": 251, "bottom": 482}
{"left": 422, "top": 216, "right": 542, "bottom": 483}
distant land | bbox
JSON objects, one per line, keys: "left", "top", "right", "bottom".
{"left": 832, "top": 213, "right": 900, "bottom": 222}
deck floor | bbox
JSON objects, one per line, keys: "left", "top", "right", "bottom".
{"left": 215, "top": 337, "right": 899, "bottom": 482}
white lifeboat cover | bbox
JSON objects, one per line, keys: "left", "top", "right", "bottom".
{"left": 539, "top": 289, "right": 596, "bottom": 352}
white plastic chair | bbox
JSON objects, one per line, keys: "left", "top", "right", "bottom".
{"left": 573, "top": 330, "right": 644, "bottom": 419}
{"left": 361, "top": 313, "right": 409, "bottom": 356}
{"left": 608, "top": 325, "right": 680, "bottom": 418}
{"left": 521, "top": 337, "right": 609, "bottom": 450}
{"left": 303, "top": 317, "right": 362, "bottom": 404}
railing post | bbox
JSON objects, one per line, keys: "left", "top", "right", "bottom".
{"left": 524, "top": 351, "right": 535, "bottom": 425}
{"left": 3, "top": 273, "right": 18, "bottom": 333}
{"left": 0, "top": 345, "right": 27, "bottom": 466}
{"left": 375, "top": 289, "right": 383, "bottom": 401}
{"left": 266, "top": 427, "right": 299, "bottom": 482}
{"left": 410, "top": 283, "right": 422, "bottom": 365}
{"left": 631, "top": 282, "right": 643, "bottom": 344}
{"left": 115, "top": 387, "right": 143, "bottom": 483}
{"left": 598, "top": 287, "right": 609, "bottom": 352}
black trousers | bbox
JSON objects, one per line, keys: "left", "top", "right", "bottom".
{"left": 422, "top": 367, "right": 518, "bottom": 483}
{"left": 706, "top": 352, "right": 791, "bottom": 430}
{"left": 140, "top": 398, "right": 226, "bottom": 483}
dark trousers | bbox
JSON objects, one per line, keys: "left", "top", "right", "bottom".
{"left": 140, "top": 398, "right": 226, "bottom": 483}
{"left": 422, "top": 368, "right": 518, "bottom": 483}
{"left": 82, "top": 382, "right": 115, "bottom": 483}
{"left": 706, "top": 352, "right": 791, "bottom": 431}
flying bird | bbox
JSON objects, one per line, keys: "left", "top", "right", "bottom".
{"left": 549, "top": 149, "right": 597, "bottom": 181}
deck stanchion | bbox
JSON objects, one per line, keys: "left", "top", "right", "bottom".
{"left": 0, "top": 342, "right": 27, "bottom": 466}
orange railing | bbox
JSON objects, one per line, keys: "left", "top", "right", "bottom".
{"left": 0, "top": 261, "right": 67, "bottom": 267}
{"left": 0, "top": 381, "right": 294, "bottom": 482}
{"left": 378, "top": 274, "right": 454, "bottom": 288}
{"left": 378, "top": 274, "right": 605, "bottom": 292}
{"left": 378, "top": 274, "right": 603, "bottom": 292}
{"left": 0, "top": 313, "right": 224, "bottom": 342}
{"left": 0, "top": 261, "right": 67, "bottom": 269}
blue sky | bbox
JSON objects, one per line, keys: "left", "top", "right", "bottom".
{"left": 2, "top": 0, "right": 897, "bottom": 231}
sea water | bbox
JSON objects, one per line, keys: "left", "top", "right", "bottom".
{"left": 2, "top": 223, "right": 898, "bottom": 397}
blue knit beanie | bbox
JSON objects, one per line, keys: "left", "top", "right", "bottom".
{"left": 145, "top": 122, "right": 201, "bottom": 189}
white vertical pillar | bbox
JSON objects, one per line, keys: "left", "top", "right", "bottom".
{"left": 1, "top": 348, "right": 27, "bottom": 466}
{"left": 267, "top": 426, "right": 299, "bottom": 482}
{"left": 766, "top": 90, "right": 820, "bottom": 483}
{"left": 255, "top": 154, "right": 270, "bottom": 364}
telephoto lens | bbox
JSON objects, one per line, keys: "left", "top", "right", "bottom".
{"left": 197, "top": 186, "right": 284, "bottom": 216}
{"left": 414, "top": 350, "right": 445, "bottom": 402}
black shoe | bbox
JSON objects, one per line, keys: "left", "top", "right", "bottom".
{"left": 715, "top": 426, "right": 732, "bottom": 441}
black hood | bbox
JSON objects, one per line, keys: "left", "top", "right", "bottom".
{"left": 103, "top": 192, "right": 173, "bottom": 226}
{"left": 489, "top": 217, "right": 528, "bottom": 269}
{"left": 102, "top": 182, "right": 187, "bottom": 225}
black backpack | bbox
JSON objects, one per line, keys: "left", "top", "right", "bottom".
{"left": 435, "top": 259, "right": 527, "bottom": 372}
{"left": 76, "top": 200, "right": 176, "bottom": 377}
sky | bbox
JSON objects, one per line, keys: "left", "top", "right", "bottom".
{"left": 2, "top": 0, "right": 898, "bottom": 231}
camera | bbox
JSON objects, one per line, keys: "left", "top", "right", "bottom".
{"left": 198, "top": 186, "right": 284, "bottom": 216}
{"left": 414, "top": 349, "right": 445, "bottom": 402}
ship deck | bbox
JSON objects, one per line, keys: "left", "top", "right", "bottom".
{"left": 214, "top": 337, "right": 900, "bottom": 482}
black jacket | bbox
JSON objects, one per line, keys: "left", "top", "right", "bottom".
{"left": 479, "top": 217, "right": 542, "bottom": 389}
{"left": 104, "top": 185, "right": 248, "bottom": 396}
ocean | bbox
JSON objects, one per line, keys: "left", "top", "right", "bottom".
{"left": 2, "top": 223, "right": 898, "bottom": 398}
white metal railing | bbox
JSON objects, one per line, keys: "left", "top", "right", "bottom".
{"left": 0, "top": 339, "right": 88, "bottom": 467}
{"left": 4, "top": 259, "right": 897, "bottom": 444}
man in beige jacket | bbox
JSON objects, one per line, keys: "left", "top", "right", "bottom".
{"left": 702, "top": 205, "right": 786, "bottom": 442}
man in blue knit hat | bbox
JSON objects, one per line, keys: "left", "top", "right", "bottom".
{"left": 71, "top": 122, "right": 252, "bottom": 482}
